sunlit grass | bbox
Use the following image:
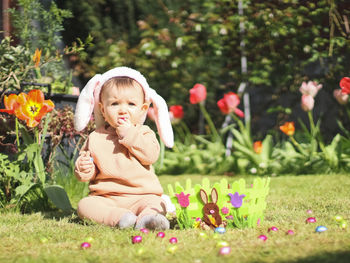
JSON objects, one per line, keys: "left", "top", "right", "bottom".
{"left": 0, "top": 174, "right": 349, "bottom": 263}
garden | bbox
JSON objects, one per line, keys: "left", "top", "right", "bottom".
{"left": 1, "top": 0, "right": 350, "bottom": 262}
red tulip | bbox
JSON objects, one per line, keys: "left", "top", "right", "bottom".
{"left": 15, "top": 90, "right": 54, "bottom": 128}
{"left": 169, "top": 105, "right": 184, "bottom": 119}
{"left": 189, "top": 84, "right": 207, "bottom": 104}
{"left": 0, "top": 94, "right": 20, "bottom": 114}
{"left": 340, "top": 77, "right": 350, "bottom": 94}
{"left": 1, "top": 90, "right": 54, "bottom": 127}
{"left": 217, "top": 92, "right": 244, "bottom": 118}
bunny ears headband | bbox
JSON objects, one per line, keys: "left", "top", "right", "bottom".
{"left": 74, "top": 66, "right": 174, "bottom": 148}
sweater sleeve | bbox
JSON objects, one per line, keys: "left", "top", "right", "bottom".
{"left": 74, "top": 137, "right": 96, "bottom": 182}
{"left": 119, "top": 125, "right": 160, "bottom": 165}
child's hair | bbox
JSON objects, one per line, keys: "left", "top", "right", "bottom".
{"left": 99, "top": 77, "right": 145, "bottom": 103}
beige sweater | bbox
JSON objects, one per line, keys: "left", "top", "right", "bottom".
{"left": 74, "top": 124, "right": 163, "bottom": 196}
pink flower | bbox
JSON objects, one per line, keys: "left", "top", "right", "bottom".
{"left": 299, "top": 81, "right": 322, "bottom": 98}
{"left": 189, "top": 84, "right": 207, "bottom": 104}
{"left": 217, "top": 92, "right": 244, "bottom": 118}
{"left": 333, "top": 89, "right": 349, "bottom": 105}
{"left": 301, "top": 94, "right": 314, "bottom": 111}
{"left": 221, "top": 207, "right": 229, "bottom": 215}
{"left": 339, "top": 77, "right": 350, "bottom": 94}
{"left": 175, "top": 192, "right": 190, "bottom": 208}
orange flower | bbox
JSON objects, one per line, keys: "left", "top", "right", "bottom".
{"left": 15, "top": 90, "right": 54, "bottom": 127}
{"left": 0, "top": 94, "right": 20, "bottom": 114}
{"left": 279, "top": 122, "right": 295, "bottom": 136}
{"left": 32, "top": 48, "right": 42, "bottom": 68}
{"left": 253, "top": 141, "right": 263, "bottom": 154}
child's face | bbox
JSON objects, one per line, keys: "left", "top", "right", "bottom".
{"left": 99, "top": 84, "right": 148, "bottom": 129}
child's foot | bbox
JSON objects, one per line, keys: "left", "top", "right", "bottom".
{"left": 135, "top": 214, "right": 170, "bottom": 230}
{"left": 118, "top": 212, "right": 137, "bottom": 229}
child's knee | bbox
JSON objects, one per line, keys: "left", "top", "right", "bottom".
{"left": 77, "top": 197, "right": 93, "bottom": 218}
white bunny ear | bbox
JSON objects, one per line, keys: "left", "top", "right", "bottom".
{"left": 149, "top": 88, "right": 174, "bottom": 148}
{"left": 74, "top": 74, "right": 102, "bottom": 131}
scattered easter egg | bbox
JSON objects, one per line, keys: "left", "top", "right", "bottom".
{"left": 213, "top": 233, "right": 220, "bottom": 239}
{"left": 286, "top": 230, "right": 295, "bottom": 235}
{"left": 340, "top": 220, "right": 347, "bottom": 229}
{"left": 40, "top": 237, "right": 48, "bottom": 244}
{"left": 198, "top": 232, "right": 207, "bottom": 239}
{"left": 167, "top": 245, "right": 178, "bottom": 254}
{"left": 315, "top": 226, "right": 328, "bottom": 233}
{"left": 137, "top": 247, "right": 145, "bottom": 255}
{"left": 156, "top": 232, "right": 165, "bottom": 238}
{"left": 258, "top": 235, "right": 267, "bottom": 241}
{"left": 219, "top": 246, "right": 231, "bottom": 255}
{"left": 140, "top": 228, "right": 149, "bottom": 234}
{"left": 216, "top": 241, "right": 229, "bottom": 248}
{"left": 81, "top": 242, "right": 91, "bottom": 249}
{"left": 306, "top": 209, "right": 313, "bottom": 214}
{"left": 268, "top": 226, "right": 278, "bottom": 232}
{"left": 132, "top": 235, "right": 142, "bottom": 244}
{"left": 333, "top": 215, "right": 343, "bottom": 222}
{"left": 169, "top": 237, "right": 178, "bottom": 244}
{"left": 214, "top": 227, "right": 226, "bottom": 234}
{"left": 306, "top": 217, "right": 316, "bottom": 223}
{"left": 85, "top": 237, "right": 94, "bottom": 243}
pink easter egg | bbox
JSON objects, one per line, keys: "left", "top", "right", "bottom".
{"left": 169, "top": 237, "right": 178, "bottom": 244}
{"left": 219, "top": 246, "right": 231, "bottom": 255}
{"left": 157, "top": 232, "right": 165, "bottom": 238}
{"left": 306, "top": 217, "right": 316, "bottom": 223}
{"left": 140, "top": 228, "right": 149, "bottom": 234}
{"left": 132, "top": 235, "right": 142, "bottom": 244}
{"left": 286, "top": 230, "right": 295, "bottom": 235}
{"left": 258, "top": 235, "right": 267, "bottom": 241}
{"left": 81, "top": 242, "right": 91, "bottom": 249}
{"left": 307, "top": 209, "right": 313, "bottom": 214}
{"left": 268, "top": 226, "right": 278, "bottom": 232}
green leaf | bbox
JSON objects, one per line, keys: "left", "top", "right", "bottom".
{"left": 44, "top": 185, "right": 72, "bottom": 212}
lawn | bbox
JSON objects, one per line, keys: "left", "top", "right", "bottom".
{"left": 0, "top": 174, "right": 349, "bottom": 263}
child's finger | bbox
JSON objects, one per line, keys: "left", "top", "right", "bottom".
{"left": 81, "top": 159, "right": 93, "bottom": 166}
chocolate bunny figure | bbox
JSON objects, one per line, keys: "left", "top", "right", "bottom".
{"left": 200, "top": 188, "right": 222, "bottom": 228}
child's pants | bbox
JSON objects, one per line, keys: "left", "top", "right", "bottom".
{"left": 77, "top": 194, "right": 166, "bottom": 227}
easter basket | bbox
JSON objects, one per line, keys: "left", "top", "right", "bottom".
{"left": 167, "top": 177, "right": 270, "bottom": 229}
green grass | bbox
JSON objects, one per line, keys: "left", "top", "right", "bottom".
{"left": 1, "top": 174, "right": 350, "bottom": 263}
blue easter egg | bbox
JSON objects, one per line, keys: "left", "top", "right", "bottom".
{"left": 214, "top": 227, "right": 226, "bottom": 234}
{"left": 315, "top": 226, "right": 327, "bottom": 233}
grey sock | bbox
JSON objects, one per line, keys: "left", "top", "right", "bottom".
{"left": 118, "top": 212, "right": 137, "bottom": 229}
{"left": 135, "top": 214, "right": 170, "bottom": 230}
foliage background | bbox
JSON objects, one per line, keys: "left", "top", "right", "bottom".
{"left": 56, "top": 0, "right": 350, "bottom": 139}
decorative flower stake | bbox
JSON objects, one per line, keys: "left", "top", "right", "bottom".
{"left": 175, "top": 192, "right": 192, "bottom": 229}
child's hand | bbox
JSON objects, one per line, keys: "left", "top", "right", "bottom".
{"left": 77, "top": 151, "right": 94, "bottom": 173}
{"left": 116, "top": 117, "right": 133, "bottom": 139}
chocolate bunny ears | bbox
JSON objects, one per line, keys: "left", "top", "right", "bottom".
{"left": 74, "top": 66, "right": 174, "bottom": 148}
